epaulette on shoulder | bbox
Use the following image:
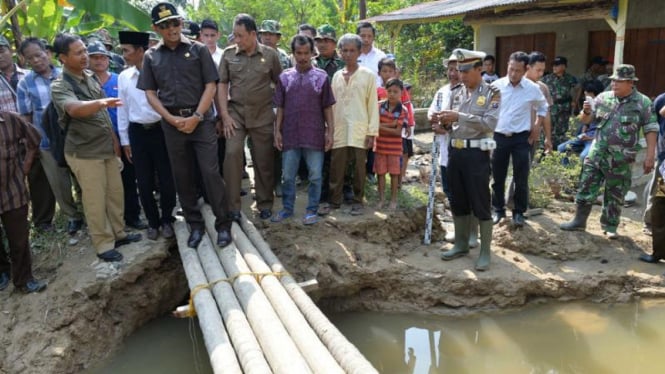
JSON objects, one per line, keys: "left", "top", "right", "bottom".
{"left": 487, "top": 84, "right": 501, "bottom": 95}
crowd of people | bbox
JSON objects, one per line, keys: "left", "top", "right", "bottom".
{"left": 1, "top": 1, "right": 664, "bottom": 294}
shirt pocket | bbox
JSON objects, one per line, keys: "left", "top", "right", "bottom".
{"left": 614, "top": 113, "right": 640, "bottom": 148}
{"left": 251, "top": 60, "right": 270, "bottom": 76}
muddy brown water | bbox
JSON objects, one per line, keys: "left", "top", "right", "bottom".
{"left": 97, "top": 300, "right": 665, "bottom": 373}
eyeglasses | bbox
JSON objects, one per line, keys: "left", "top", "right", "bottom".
{"left": 157, "top": 19, "right": 181, "bottom": 30}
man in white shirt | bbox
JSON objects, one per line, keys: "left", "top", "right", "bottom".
{"left": 200, "top": 19, "right": 223, "bottom": 67}
{"left": 357, "top": 22, "right": 386, "bottom": 184}
{"left": 491, "top": 51, "right": 548, "bottom": 227}
{"left": 117, "top": 31, "right": 176, "bottom": 241}
{"left": 356, "top": 22, "right": 386, "bottom": 87}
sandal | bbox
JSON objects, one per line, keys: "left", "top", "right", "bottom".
{"left": 318, "top": 203, "right": 331, "bottom": 216}
{"left": 302, "top": 211, "right": 319, "bottom": 225}
{"left": 271, "top": 210, "right": 293, "bottom": 223}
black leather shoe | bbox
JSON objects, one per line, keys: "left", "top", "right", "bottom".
{"left": 639, "top": 253, "right": 663, "bottom": 264}
{"left": 217, "top": 229, "right": 232, "bottom": 247}
{"left": 187, "top": 229, "right": 204, "bottom": 248}
{"left": 115, "top": 232, "right": 142, "bottom": 248}
{"left": 492, "top": 212, "right": 506, "bottom": 225}
{"left": 67, "top": 219, "right": 83, "bottom": 235}
{"left": 126, "top": 219, "right": 148, "bottom": 230}
{"left": 97, "top": 249, "right": 123, "bottom": 262}
{"left": 512, "top": 213, "right": 525, "bottom": 227}
{"left": 229, "top": 211, "right": 242, "bottom": 222}
{"left": 259, "top": 209, "right": 272, "bottom": 220}
{"left": 0, "top": 272, "right": 9, "bottom": 291}
{"left": 19, "top": 279, "right": 47, "bottom": 294}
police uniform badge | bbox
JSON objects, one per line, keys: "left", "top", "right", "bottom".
{"left": 476, "top": 95, "right": 486, "bottom": 106}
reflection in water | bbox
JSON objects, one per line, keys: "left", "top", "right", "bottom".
{"left": 100, "top": 301, "right": 665, "bottom": 373}
{"left": 92, "top": 316, "right": 213, "bottom": 374}
{"left": 329, "top": 300, "right": 665, "bottom": 374}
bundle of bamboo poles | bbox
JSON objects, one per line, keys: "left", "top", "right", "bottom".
{"left": 172, "top": 204, "right": 378, "bottom": 374}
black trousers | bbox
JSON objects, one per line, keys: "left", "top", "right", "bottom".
{"left": 0, "top": 205, "right": 33, "bottom": 287}
{"left": 162, "top": 119, "right": 231, "bottom": 231}
{"left": 120, "top": 147, "right": 142, "bottom": 223}
{"left": 492, "top": 131, "right": 531, "bottom": 215}
{"left": 129, "top": 122, "right": 177, "bottom": 229}
{"left": 448, "top": 147, "right": 491, "bottom": 220}
{"left": 27, "top": 156, "right": 55, "bottom": 225}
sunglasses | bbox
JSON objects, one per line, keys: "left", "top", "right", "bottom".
{"left": 157, "top": 19, "right": 181, "bottom": 30}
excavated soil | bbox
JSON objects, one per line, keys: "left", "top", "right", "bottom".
{"left": 258, "top": 201, "right": 665, "bottom": 318}
{"left": 1, "top": 150, "right": 664, "bottom": 373}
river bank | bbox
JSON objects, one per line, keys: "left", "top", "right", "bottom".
{"left": 1, "top": 163, "right": 663, "bottom": 374}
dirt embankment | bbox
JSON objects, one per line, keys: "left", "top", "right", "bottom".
{"left": 2, "top": 193, "right": 664, "bottom": 373}
{"left": 0, "top": 237, "right": 187, "bottom": 374}
{"left": 259, "top": 201, "right": 665, "bottom": 316}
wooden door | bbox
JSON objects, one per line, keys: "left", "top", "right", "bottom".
{"left": 495, "top": 33, "right": 556, "bottom": 76}
{"left": 589, "top": 28, "right": 665, "bottom": 98}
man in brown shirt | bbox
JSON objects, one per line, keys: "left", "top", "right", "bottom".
{"left": 51, "top": 33, "right": 141, "bottom": 262}
{"left": 217, "top": 13, "right": 282, "bottom": 220}
{"left": 0, "top": 110, "right": 47, "bottom": 293}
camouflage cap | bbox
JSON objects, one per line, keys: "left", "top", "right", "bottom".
{"left": 0, "top": 35, "right": 9, "bottom": 47}
{"left": 609, "top": 64, "right": 639, "bottom": 81}
{"left": 314, "top": 24, "right": 336, "bottom": 41}
{"left": 259, "top": 20, "right": 281, "bottom": 35}
{"left": 87, "top": 41, "right": 110, "bottom": 57}
{"left": 147, "top": 31, "right": 160, "bottom": 42}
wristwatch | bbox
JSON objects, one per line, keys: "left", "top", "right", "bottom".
{"left": 193, "top": 111, "right": 204, "bottom": 121}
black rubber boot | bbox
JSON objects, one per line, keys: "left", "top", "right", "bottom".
{"left": 441, "top": 215, "right": 470, "bottom": 260}
{"left": 560, "top": 203, "right": 592, "bottom": 231}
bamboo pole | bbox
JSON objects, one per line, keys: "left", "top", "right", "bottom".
{"left": 173, "top": 220, "right": 242, "bottom": 374}
{"left": 201, "top": 211, "right": 312, "bottom": 373}
{"left": 237, "top": 212, "right": 379, "bottom": 374}
{"left": 201, "top": 206, "right": 344, "bottom": 373}
{"left": 195, "top": 229, "right": 273, "bottom": 373}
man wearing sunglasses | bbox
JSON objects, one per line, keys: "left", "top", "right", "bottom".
{"left": 138, "top": 2, "right": 233, "bottom": 249}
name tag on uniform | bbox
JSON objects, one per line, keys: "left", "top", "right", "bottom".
{"left": 476, "top": 95, "right": 486, "bottom": 106}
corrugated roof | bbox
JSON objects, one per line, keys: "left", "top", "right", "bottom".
{"left": 366, "top": 0, "right": 537, "bottom": 23}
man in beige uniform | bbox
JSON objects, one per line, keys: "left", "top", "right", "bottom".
{"left": 438, "top": 48, "right": 500, "bottom": 271}
{"left": 217, "top": 13, "right": 282, "bottom": 220}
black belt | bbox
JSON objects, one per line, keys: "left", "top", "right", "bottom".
{"left": 166, "top": 107, "right": 197, "bottom": 117}
{"left": 495, "top": 130, "right": 530, "bottom": 137}
{"left": 130, "top": 120, "right": 161, "bottom": 130}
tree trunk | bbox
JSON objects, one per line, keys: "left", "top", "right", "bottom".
{"left": 359, "top": 0, "right": 366, "bottom": 20}
{"left": 4, "top": 0, "right": 23, "bottom": 51}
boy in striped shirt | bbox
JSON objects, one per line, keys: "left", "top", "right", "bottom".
{"left": 375, "top": 78, "right": 408, "bottom": 210}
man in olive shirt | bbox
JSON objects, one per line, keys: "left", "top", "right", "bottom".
{"left": 217, "top": 13, "right": 282, "bottom": 220}
{"left": 50, "top": 33, "right": 141, "bottom": 262}
{"left": 139, "top": 2, "right": 232, "bottom": 249}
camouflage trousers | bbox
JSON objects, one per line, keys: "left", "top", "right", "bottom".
{"left": 575, "top": 151, "right": 632, "bottom": 233}
{"left": 551, "top": 110, "right": 572, "bottom": 149}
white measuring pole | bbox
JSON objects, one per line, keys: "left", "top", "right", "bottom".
{"left": 424, "top": 91, "right": 443, "bottom": 244}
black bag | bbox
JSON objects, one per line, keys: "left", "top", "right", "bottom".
{"left": 42, "top": 101, "right": 69, "bottom": 167}
{"left": 42, "top": 74, "right": 95, "bottom": 167}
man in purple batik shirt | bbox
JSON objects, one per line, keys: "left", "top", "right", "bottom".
{"left": 272, "top": 35, "right": 335, "bottom": 225}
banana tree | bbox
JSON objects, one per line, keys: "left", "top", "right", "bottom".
{"left": 1, "top": 0, "right": 151, "bottom": 46}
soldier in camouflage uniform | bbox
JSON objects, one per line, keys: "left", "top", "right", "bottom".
{"left": 259, "top": 20, "right": 292, "bottom": 70}
{"left": 437, "top": 49, "right": 501, "bottom": 271}
{"left": 561, "top": 64, "right": 658, "bottom": 239}
{"left": 542, "top": 56, "right": 577, "bottom": 148}
{"left": 314, "top": 24, "right": 345, "bottom": 82}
